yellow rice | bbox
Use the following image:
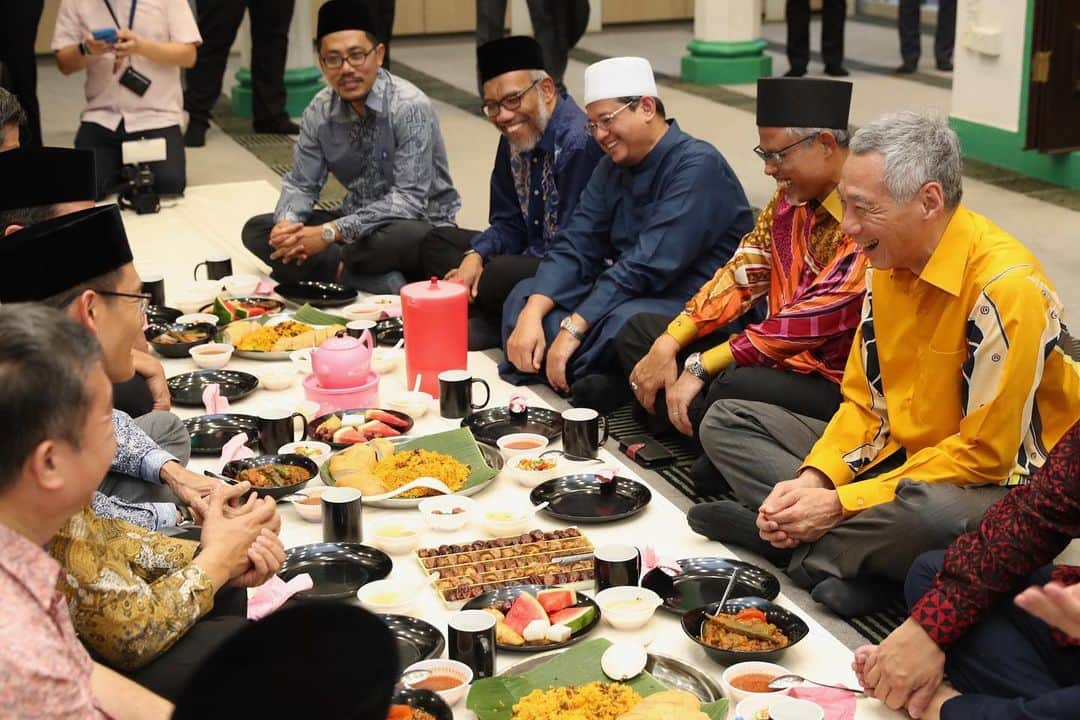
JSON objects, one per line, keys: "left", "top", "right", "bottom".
{"left": 372, "top": 449, "right": 470, "bottom": 497}
{"left": 511, "top": 682, "right": 641, "bottom": 720}
{"left": 235, "top": 320, "right": 311, "bottom": 352}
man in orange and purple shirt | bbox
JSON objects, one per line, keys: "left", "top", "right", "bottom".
{"left": 0, "top": 305, "right": 173, "bottom": 719}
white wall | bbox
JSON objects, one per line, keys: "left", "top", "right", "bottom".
{"left": 950, "top": 0, "right": 1029, "bottom": 132}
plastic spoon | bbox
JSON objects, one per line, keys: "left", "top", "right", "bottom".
{"left": 364, "top": 475, "right": 454, "bottom": 502}
{"left": 706, "top": 570, "right": 739, "bottom": 620}
{"left": 392, "top": 338, "right": 404, "bottom": 350}
{"left": 412, "top": 373, "right": 422, "bottom": 393}
{"left": 768, "top": 673, "right": 865, "bottom": 694}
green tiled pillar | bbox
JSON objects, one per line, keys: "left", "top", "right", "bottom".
{"left": 681, "top": 0, "right": 772, "bottom": 85}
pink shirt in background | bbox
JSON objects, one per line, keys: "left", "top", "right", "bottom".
{"left": 0, "top": 522, "right": 104, "bottom": 719}
{"left": 51, "top": 0, "right": 201, "bottom": 133}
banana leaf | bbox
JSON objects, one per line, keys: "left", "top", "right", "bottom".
{"left": 322, "top": 427, "right": 499, "bottom": 491}
{"left": 465, "top": 638, "right": 727, "bottom": 720}
{"left": 293, "top": 303, "right": 347, "bottom": 325}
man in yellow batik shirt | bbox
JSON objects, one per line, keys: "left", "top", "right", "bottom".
{"left": 687, "top": 112, "right": 1080, "bottom": 618}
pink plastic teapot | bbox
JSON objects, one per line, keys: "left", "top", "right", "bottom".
{"left": 311, "top": 330, "right": 374, "bottom": 389}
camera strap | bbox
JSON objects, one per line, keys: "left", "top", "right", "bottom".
{"left": 101, "top": 0, "right": 137, "bottom": 31}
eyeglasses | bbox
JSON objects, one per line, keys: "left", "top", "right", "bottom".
{"left": 584, "top": 99, "right": 638, "bottom": 136}
{"left": 94, "top": 289, "right": 152, "bottom": 316}
{"left": 320, "top": 46, "right": 378, "bottom": 70}
{"left": 752, "top": 132, "right": 820, "bottom": 164}
{"left": 481, "top": 80, "right": 540, "bottom": 118}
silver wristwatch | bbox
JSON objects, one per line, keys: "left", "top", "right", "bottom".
{"left": 321, "top": 223, "right": 339, "bottom": 243}
{"left": 559, "top": 316, "right": 585, "bottom": 341}
{"left": 684, "top": 352, "right": 710, "bottom": 382}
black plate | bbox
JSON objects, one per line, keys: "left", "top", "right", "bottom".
{"left": 462, "top": 584, "right": 600, "bottom": 653}
{"left": 184, "top": 413, "right": 261, "bottom": 455}
{"left": 274, "top": 281, "right": 357, "bottom": 308}
{"left": 145, "top": 322, "right": 216, "bottom": 359}
{"left": 461, "top": 406, "right": 563, "bottom": 445}
{"left": 379, "top": 614, "right": 445, "bottom": 674}
{"left": 199, "top": 296, "right": 286, "bottom": 317}
{"left": 167, "top": 369, "right": 259, "bottom": 406}
{"left": 644, "top": 557, "right": 781, "bottom": 615}
{"left": 221, "top": 453, "right": 316, "bottom": 500}
{"left": 146, "top": 305, "right": 181, "bottom": 325}
{"left": 530, "top": 474, "right": 651, "bottom": 523}
{"left": 681, "top": 596, "right": 810, "bottom": 664}
{"left": 308, "top": 407, "right": 415, "bottom": 450}
{"left": 374, "top": 316, "right": 403, "bottom": 346}
{"left": 278, "top": 542, "right": 392, "bottom": 602}
{"left": 390, "top": 689, "right": 452, "bottom": 720}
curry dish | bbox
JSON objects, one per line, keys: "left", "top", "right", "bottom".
{"left": 236, "top": 463, "right": 310, "bottom": 488}
{"left": 701, "top": 607, "right": 789, "bottom": 652}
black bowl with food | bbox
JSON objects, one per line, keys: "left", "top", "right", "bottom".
{"left": 681, "top": 596, "right": 809, "bottom": 664}
{"left": 145, "top": 322, "right": 216, "bottom": 359}
{"left": 389, "top": 689, "right": 452, "bottom": 720}
{"left": 221, "top": 453, "right": 316, "bottom": 499}
{"left": 146, "top": 305, "right": 182, "bottom": 326}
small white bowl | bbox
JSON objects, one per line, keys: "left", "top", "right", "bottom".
{"left": 294, "top": 399, "right": 322, "bottom": 423}
{"left": 723, "top": 661, "right": 792, "bottom": 706}
{"left": 369, "top": 518, "right": 422, "bottom": 555}
{"left": 371, "top": 347, "right": 402, "bottom": 375}
{"left": 278, "top": 440, "right": 332, "bottom": 467}
{"left": 595, "top": 586, "right": 663, "bottom": 630}
{"left": 340, "top": 303, "right": 384, "bottom": 322}
{"left": 418, "top": 495, "right": 475, "bottom": 532}
{"left": 736, "top": 696, "right": 823, "bottom": 720}
{"left": 402, "top": 659, "right": 473, "bottom": 707}
{"left": 479, "top": 506, "right": 534, "bottom": 537}
{"left": 496, "top": 433, "right": 550, "bottom": 459}
{"left": 504, "top": 451, "right": 562, "bottom": 488}
{"left": 289, "top": 487, "right": 326, "bottom": 522}
{"left": 188, "top": 343, "right": 234, "bottom": 369}
{"left": 385, "top": 390, "right": 432, "bottom": 418}
{"left": 259, "top": 367, "right": 296, "bottom": 391}
{"left": 356, "top": 578, "right": 416, "bottom": 616}
{"left": 222, "top": 274, "right": 260, "bottom": 296}
{"left": 289, "top": 349, "right": 313, "bottom": 375}
{"left": 177, "top": 312, "right": 220, "bottom": 326}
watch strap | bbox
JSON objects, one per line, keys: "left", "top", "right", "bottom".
{"left": 684, "top": 352, "right": 710, "bottom": 382}
{"left": 559, "top": 316, "right": 585, "bottom": 341}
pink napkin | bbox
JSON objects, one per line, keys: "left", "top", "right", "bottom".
{"left": 202, "top": 383, "right": 230, "bottom": 414}
{"left": 788, "top": 687, "right": 857, "bottom": 720}
{"left": 247, "top": 573, "right": 314, "bottom": 620}
{"left": 254, "top": 278, "right": 277, "bottom": 296}
{"left": 595, "top": 467, "right": 616, "bottom": 483}
{"left": 216, "top": 432, "right": 257, "bottom": 472}
{"left": 639, "top": 545, "right": 681, "bottom": 583}
{"left": 379, "top": 307, "right": 402, "bottom": 319}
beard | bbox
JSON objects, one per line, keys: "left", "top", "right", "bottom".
{"left": 506, "top": 101, "right": 553, "bottom": 153}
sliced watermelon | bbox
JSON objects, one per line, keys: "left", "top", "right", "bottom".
{"left": 332, "top": 427, "right": 367, "bottom": 445}
{"left": 549, "top": 605, "right": 596, "bottom": 633}
{"left": 360, "top": 419, "right": 401, "bottom": 439}
{"left": 366, "top": 409, "right": 410, "bottom": 429}
{"left": 211, "top": 297, "right": 233, "bottom": 324}
{"left": 504, "top": 592, "right": 547, "bottom": 637}
{"left": 536, "top": 588, "right": 576, "bottom": 615}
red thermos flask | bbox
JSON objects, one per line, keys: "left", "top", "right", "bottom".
{"left": 401, "top": 277, "right": 467, "bottom": 397}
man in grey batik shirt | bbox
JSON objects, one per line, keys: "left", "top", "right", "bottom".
{"left": 241, "top": 0, "right": 472, "bottom": 295}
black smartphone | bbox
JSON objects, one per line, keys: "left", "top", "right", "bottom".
{"left": 618, "top": 435, "right": 675, "bottom": 467}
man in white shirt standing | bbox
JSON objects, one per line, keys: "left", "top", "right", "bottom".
{"left": 52, "top": 0, "right": 202, "bottom": 200}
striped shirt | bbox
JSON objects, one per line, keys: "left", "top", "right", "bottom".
{"left": 803, "top": 205, "right": 1080, "bottom": 511}
{"left": 667, "top": 189, "right": 867, "bottom": 380}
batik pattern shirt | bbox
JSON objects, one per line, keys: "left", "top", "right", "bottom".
{"left": 0, "top": 522, "right": 104, "bottom": 719}
{"left": 911, "top": 422, "right": 1080, "bottom": 648}
{"left": 90, "top": 410, "right": 177, "bottom": 530}
{"left": 667, "top": 189, "right": 867, "bottom": 381}
{"left": 50, "top": 507, "right": 214, "bottom": 670}
{"left": 803, "top": 206, "right": 1080, "bottom": 511}
{"left": 275, "top": 69, "right": 461, "bottom": 241}
{"left": 472, "top": 94, "right": 602, "bottom": 259}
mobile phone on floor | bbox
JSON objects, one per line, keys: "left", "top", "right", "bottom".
{"left": 92, "top": 28, "right": 118, "bottom": 43}
{"left": 619, "top": 435, "right": 675, "bottom": 468}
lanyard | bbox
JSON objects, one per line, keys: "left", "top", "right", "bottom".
{"left": 101, "top": 0, "right": 136, "bottom": 30}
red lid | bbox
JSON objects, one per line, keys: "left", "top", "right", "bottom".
{"left": 400, "top": 277, "right": 467, "bottom": 302}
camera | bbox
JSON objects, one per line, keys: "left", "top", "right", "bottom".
{"left": 119, "top": 138, "right": 165, "bottom": 214}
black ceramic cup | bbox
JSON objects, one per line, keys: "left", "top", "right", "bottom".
{"left": 140, "top": 273, "right": 166, "bottom": 308}
{"left": 321, "top": 486, "right": 363, "bottom": 543}
{"left": 193, "top": 255, "right": 232, "bottom": 281}
{"left": 562, "top": 407, "right": 609, "bottom": 459}
{"left": 594, "top": 544, "right": 641, "bottom": 594}
{"left": 448, "top": 610, "right": 496, "bottom": 679}
{"left": 438, "top": 369, "right": 491, "bottom": 419}
{"left": 258, "top": 407, "right": 308, "bottom": 453}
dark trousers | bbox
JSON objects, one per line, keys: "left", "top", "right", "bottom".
{"left": 75, "top": 120, "right": 186, "bottom": 200}
{"left": 114, "top": 375, "right": 155, "bottom": 419}
{"left": 907, "top": 552, "right": 1080, "bottom": 720}
{"left": 475, "top": 0, "right": 578, "bottom": 90}
{"left": 242, "top": 211, "right": 459, "bottom": 293}
{"left": 786, "top": 0, "right": 846, "bottom": 71}
{"left": 375, "top": 0, "right": 396, "bottom": 70}
{"left": 899, "top": 0, "right": 956, "bottom": 66}
{"left": 126, "top": 586, "right": 250, "bottom": 701}
{"left": 0, "top": 0, "right": 44, "bottom": 147}
{"left": 614, "top": 311, "right": 837, "bottom": 437}
{"left": 184, "top": 0, "right": 295, "bottom": 129}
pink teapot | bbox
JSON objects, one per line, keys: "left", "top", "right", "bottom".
{"left": 311, "top": 330, "right": 374, "bottom": 389}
